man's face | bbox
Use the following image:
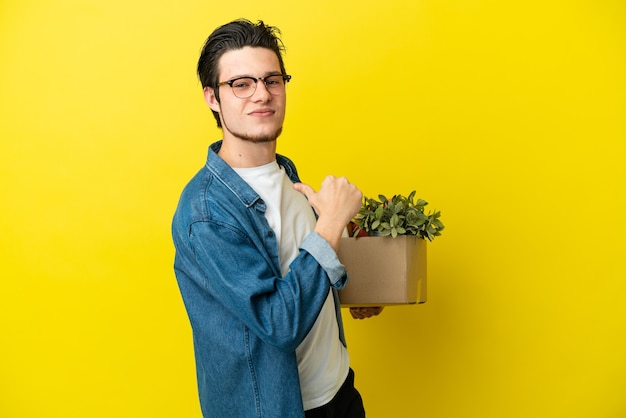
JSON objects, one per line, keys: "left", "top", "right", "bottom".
{"left": 205, "top": 47, "right": 287, "bottom": 143}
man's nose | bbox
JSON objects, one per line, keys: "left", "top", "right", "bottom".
{"left": 251, "top": 80, "right": 272, "bottom": 101}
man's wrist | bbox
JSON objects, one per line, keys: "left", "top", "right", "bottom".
{"left": 299, "top": 232, "right": 348, "bottom": 289}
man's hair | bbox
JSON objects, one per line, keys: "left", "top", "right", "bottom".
{"left": 197, "top": 19, "right": 287, "bottom": 128}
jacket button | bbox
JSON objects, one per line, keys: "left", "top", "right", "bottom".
{"left": 267, "top": 231, "right": 274, "bottom": 237}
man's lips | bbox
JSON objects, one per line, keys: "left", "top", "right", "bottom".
{"left": 248, "top": 108, "right": 275, "bottom": 117}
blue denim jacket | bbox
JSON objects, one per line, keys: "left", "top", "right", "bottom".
{"left": 172, "top": 141, "right": 348, "bottom": 418}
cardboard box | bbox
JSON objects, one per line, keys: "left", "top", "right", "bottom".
{"left": 337, "top": 235, "right": 427, "bottom": 306}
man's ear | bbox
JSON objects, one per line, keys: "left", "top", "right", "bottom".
{"left": 203, "top": 87, "right": 221, "bottom": 113}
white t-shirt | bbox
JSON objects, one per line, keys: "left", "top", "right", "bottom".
{"left": 234, "top": 161, "right": 349, "bottom": 410}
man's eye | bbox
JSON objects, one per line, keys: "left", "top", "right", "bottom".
{"left": 233, "top": 79, "right": 253, "bottom": 88}
{"left": 265, "top": 76, "right": 282, "bottom": 86}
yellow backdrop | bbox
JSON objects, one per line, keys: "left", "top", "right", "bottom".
{"left": 1, "top": 0, "right": 625, "bottom": 417}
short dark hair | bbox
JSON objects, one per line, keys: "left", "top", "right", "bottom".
{"left": 197, "top": 19, "right": 287, "bottom": 128}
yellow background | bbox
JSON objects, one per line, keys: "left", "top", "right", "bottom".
{"left": 1, "top": 0, "right": 625, "bottom": 417}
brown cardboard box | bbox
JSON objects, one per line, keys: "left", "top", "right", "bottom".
{"left": 337, "top": 235, "right": 427, "bottom": 306}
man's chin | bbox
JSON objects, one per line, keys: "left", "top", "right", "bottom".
{"left": 235, "top": 127, "right": 283, "bottom": 144}
{"left": 247, "top": 135, "right": 278, "bottom": 144}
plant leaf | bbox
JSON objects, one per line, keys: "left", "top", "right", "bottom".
{"left": 354, "top": 191, "right": 443, "bottom": 240}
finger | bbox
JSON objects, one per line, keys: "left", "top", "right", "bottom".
{"left": 350, "top": 307, "right": 383, "bottom": 319}
{"left": 371, "top": 307, "right": 384, "bottom": 316}
{"left": 293, "top": 182, "right": 316, "bottom": 199}
{"left": 350, "top": 307, "right": 365, "bottom": 319}
{"left": 349, "top": 307, "right": 359, "bottom": 319}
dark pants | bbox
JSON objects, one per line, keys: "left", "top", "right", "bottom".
{"left": 305, "top": 368, "right": 366, "bottom": 418}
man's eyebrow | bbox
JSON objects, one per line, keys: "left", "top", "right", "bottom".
{"left": 224, "top": 71, "right": 283, "bottom": 80}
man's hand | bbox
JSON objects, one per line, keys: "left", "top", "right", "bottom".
{"left": 349, "top": 307, "right": 384, "bottom": 319}
{"left": 294, "top": 176, "right": 362, "bottom": 251}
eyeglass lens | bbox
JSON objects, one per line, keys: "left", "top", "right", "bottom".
{"left": 230, "top": 75, "right": 287, "bottom": 98}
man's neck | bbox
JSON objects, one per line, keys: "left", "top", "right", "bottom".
{"left": 218, "top": 137, "right": 277, "bottom": 168}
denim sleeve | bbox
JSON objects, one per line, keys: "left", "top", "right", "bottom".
{"left": 182, "top": 221, "right": 334, "bottom": 352}
{"left": 299, "top": 232, "right": 348, "bottom": 290}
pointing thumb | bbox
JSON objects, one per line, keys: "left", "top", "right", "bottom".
{"left": 293, "top": 182, "right": 316, "bottom": 199}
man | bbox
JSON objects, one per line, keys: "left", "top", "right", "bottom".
{"left": 172, "top": 19, "right": 381, "bottom": 418}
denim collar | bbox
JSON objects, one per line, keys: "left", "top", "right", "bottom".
{"left": 205, "top": 140, "right": 300, "bottom": 209}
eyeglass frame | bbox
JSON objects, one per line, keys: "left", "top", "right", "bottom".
{"left": 216, "top": 74, "right": 292, "bottom": 98}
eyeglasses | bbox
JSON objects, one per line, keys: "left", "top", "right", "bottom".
{"left": 216, "top": 74, "right": 292, "bottom": 99}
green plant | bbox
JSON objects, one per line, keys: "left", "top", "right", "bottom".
{"left": 352, "top": 191, "right": 444, "bottom": 241}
